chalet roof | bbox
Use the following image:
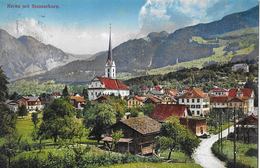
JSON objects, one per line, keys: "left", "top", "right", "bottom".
{"left": 95, "top": 95, "right": 109, "bottom": 102}
{"left": 165, "top": 89, "right": 178, "bottom": 97}
{"left": 145, "top": 95, "right": 162, "bottom": 104}
{"left": 5, "top": 100, "right": 18, "bottom": 105}
{"left": 70, "top": 95, "right": 85, "bottom": 102}
{"left": 23, "top": 96, "right": 40, "bottom": 102}
{"left": 97, "top": 77, "right": 129, "bottom": 90}
{"left": 128, "top": 95, "right": 146, "bottom": 102}
{"left": 102, "top": 136, "right": 132, "bottom": 143}
{"left": 120, "top": 116, "right": 161, "bottom": 135}
{"left": 237, "top": 114, "right": 258, "bottom": 125}
{"left": 150, "top": 104, "right": 187, "bottom": 122}
{"left": 178, "top": 87, "right": 207, "bottom": 98}
{"left": 210, "top": 96, "right": 229, "bottom": 103}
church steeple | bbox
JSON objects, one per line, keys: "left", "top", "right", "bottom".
{"left": 105, "top": 24, "right": 116, "bottom": 79}
{"left": 107, "top": 24, "right": 112, "bottom": 65}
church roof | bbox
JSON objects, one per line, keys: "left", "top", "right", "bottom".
{"left": 97, "top": 77, "right": 129, "bottom": 90}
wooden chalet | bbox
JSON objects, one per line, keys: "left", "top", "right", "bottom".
{"left": 102, "top": 116, "right": 161, "bottom": 155}
{"left": 235, "top": 114, "right": 258, "bottom": 143}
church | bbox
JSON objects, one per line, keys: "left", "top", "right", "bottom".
{"left": 87, "top": 26, "right": 130, "bottom": 101}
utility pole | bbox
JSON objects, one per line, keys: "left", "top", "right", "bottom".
{"left": 220, "top": 109, "right": 223, "bottom": 152}
{"left": 233, "top": 108, "right": 237, "bottom": 167}
{"left": 227, "top": 109, "right": 230, "bottom": 134}
{"left": 218, "top": 109, "right": 220, "bottom": 152}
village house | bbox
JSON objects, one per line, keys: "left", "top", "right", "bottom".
{"left": 235, "top": 114, "right": 258, "bottom": 143}
{"left": 70, "top": 94, "right": 86, "bottom": 110}
{"left": 210, "top": 96, "right": 229, "bottom": 109}
{"left": 17, "top": 96, "right": 43, "bottom": 112}
{"left": 143, "top": 95, "right": 162, "bottom": 105}
{"left": 88, "top": 27, "right": 130, "bottom": 101}
{"left": 102, "top": 116, "right": 161, "bottom": 155}
{"left": 127, "top": 95, "right": 146, "bottom": 108}
{"left": 231, "top": 63, "right": 249, "bottom": 72}
{"left": 150, "top": 104, "right": 189, "bottom": 122}
{"left": 209, "top": 87, "right": 229, "bottom": 96}
{"left": 150, "top": 104, "right": 208, "bottom": 136}
{"left": 178, "top": 87, "right": 210, "bottom": 116}
{"left": 179, "top": 117, "right": 208, "bottom": 136}
{"left": 160, "top": 95, "right": 176, "bottom": 104}
{"left": 228, "top": 88, "right": 254, "bottom": 113}
{"left": 5, "top": 100, "right": 19, "bottom": 112}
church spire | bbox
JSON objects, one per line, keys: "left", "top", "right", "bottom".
{"left": 107, "top": 24, "right": 112, "bottom": 64}
{"left": 105, "top": 24, "right": 116, "bottom": 79}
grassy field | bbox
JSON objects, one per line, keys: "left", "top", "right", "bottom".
{"left": 160, "top": 151, "right": 193, "bottom": 163}
{"left": 101, "top": 162, "right": 202, "bottom": 168}
{"left": 212, "top": 139, "right": 257, "bottom": 168}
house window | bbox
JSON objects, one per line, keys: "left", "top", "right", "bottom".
{"left": 197, "top": 111, "right": 200, "bottom": 115}
{"left": 191, "top": 105, "right": 195, "bottom": 108}
{"left": 192, "top": 111, "right": 195, "bottom": 115}
{"left": 197, "top": 99, "right": 200, "bottom": 103}
{"left": 192, "top": 99, "right": 195, "bottom": 103}
{"left": 196, "top": 105, "right": 201, "bottom": 108}
{"left": 187, "top": 99, "right": 189, "bottom": 103}
{"left": 182, "top": 99, "right": 184, "bottom": 103}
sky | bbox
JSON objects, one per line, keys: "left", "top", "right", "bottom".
{"left": 0, "top": 0, "right": 258, "bottom": 54}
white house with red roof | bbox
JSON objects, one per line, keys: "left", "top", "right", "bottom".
{"left": 209, "top": 87, "right": 229, "bottom": 96}
{"left": 178, "top": 87, "right": 210, "bottom": 116}
{"left": 87, "top": 26, "right": 130, "bottom": 101}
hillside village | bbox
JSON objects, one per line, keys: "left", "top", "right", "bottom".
{"left": 1, "top": 26, "right": 258, "bottom": 168}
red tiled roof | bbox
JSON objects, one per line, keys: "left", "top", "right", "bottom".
{"left": 210, "top": 96, "right": 229, "bottom": 103}
{"left": 228, "top": 88, "right": 253, "bottom": 98}
{"left": 97, "top": 77, "right": 129, "bottom": 90}
{"left": 179, "top": 87, "right": 207, "bottom": 98}
{"left": 150, "top": 104, "right": 187, "bottom": 122}
{"left": 228, "top": 97, "right": 244, "bottom": 102}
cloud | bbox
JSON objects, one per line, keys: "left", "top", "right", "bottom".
{"left": 2, "top": 18, "right": 138, "bottom": 54}
{"left": 138, "top": 0, "right": 258, "bottom": 35}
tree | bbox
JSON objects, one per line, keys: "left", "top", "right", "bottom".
{"left": 156, "top": 117, "right": 200, "bottom": 160}
{"left": 17, "top": 105, "right": 28, "bottom": 118}
{"left": 107, "top": 96, "right": 127, "bottom": 119}
{"left": 0, "top": 67, "right": 9, "bottom": 102}
{"left": 82, "top": 88, "right": 88, "bottom": 100}
{"left": 0, "top": 134, "right": 21, "bottom": 167}
{"left": 141, "top": 103, "right": 154, "bottom": 116}
{"left": 38, "top": 98, "right": 86, "bottom": 143}
{"left": 9, "top": 92, "right": 20, "bottom": 101}
{"left": 84, "top": 103, "right": 116, "bottom": 141}
{"left": 0, "top": 103, "right": 16, "bottom": 137}
{"left": 62, "top": 85, "right": 69, "bottom": 98}
{"left": 111, "top": 130, "right": 123, "bottom": 151}
{"left": 31, "top": 113, "right": 39, "bottom": 128}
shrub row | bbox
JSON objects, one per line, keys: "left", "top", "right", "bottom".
{"left": 5, "top": 152, "right": 161, "bottom": 168}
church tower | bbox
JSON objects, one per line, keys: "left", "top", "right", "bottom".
{"left": 105, "top": 24, "right": 116, "bottom": 79}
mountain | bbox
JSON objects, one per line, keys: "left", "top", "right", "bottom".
{"left": 0, "top": 30, "right": 90, "bottom": 80}
{"left": 17, "top": 6, "right": 260, "bottom": 83}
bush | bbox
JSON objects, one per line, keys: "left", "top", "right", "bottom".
{"left": 10, "top": 151, "right": 162, "bottom": 168}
